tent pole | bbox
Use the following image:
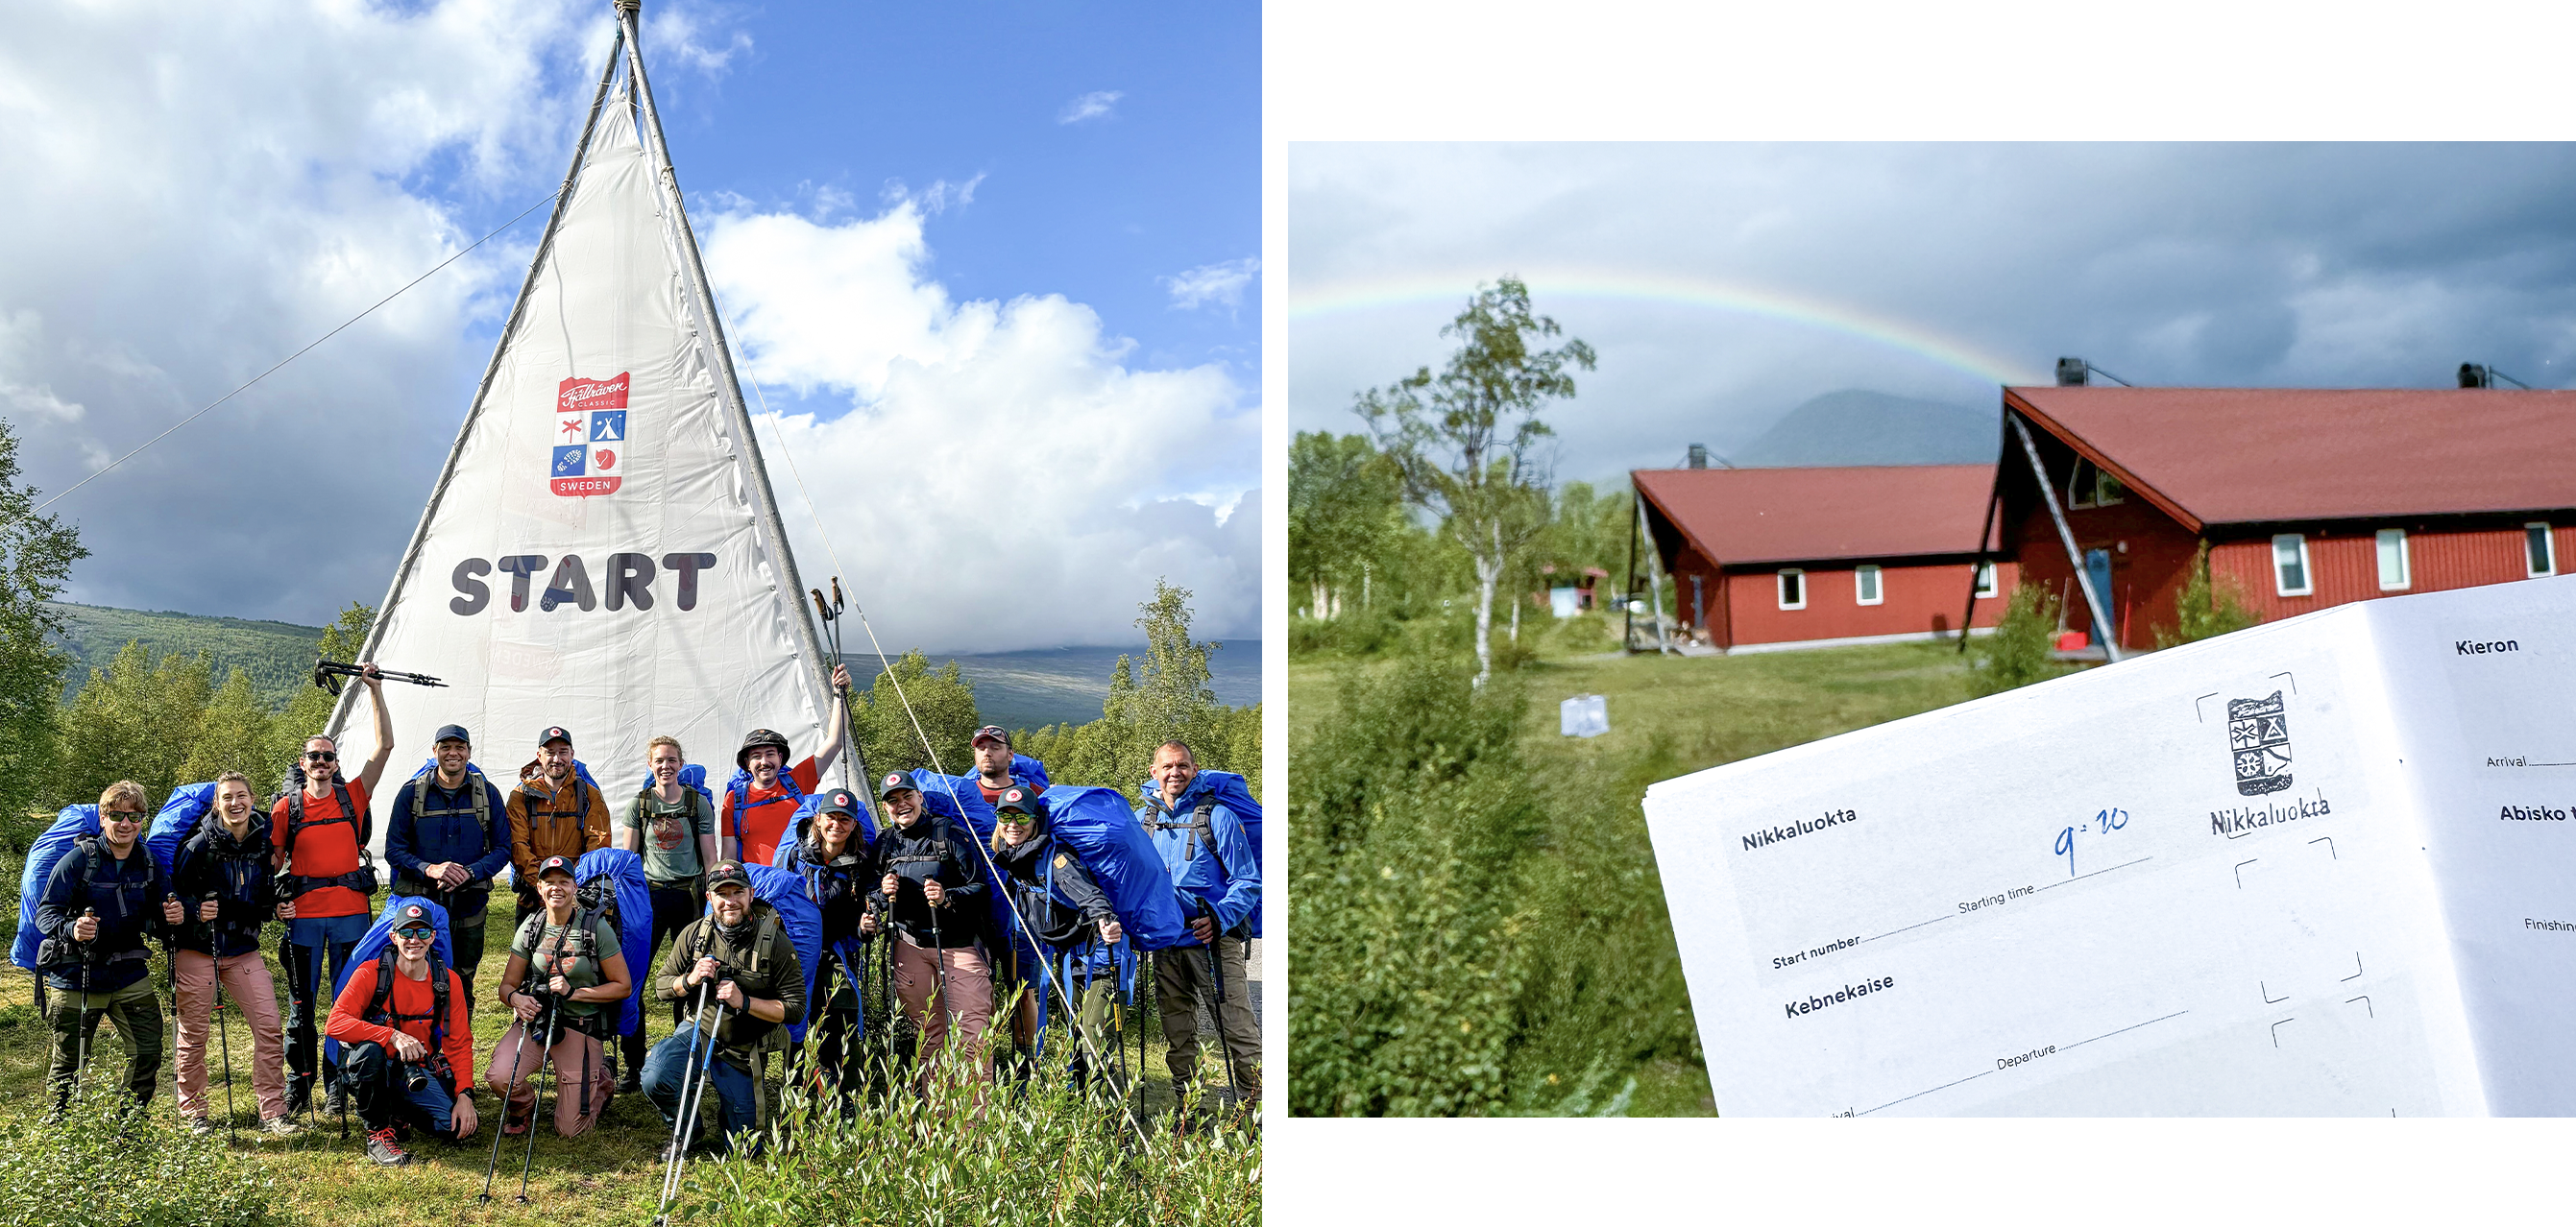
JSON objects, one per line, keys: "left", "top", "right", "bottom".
{"left": 2008, "top": 411, "right": 2122, "bottom": 664}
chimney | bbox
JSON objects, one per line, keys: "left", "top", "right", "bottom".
{"left": 1687, "top": 444, "right": 1708, "bottom": 469}
{"left": 2460, "top": 363, "right": 2491, "bottom": 389}
{"left": 2055, "top": 357, "right": 2089, "bottom": 387}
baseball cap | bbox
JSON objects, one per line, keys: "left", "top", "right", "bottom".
{"left": 392, "top": 903, "right": 435, "bottom": 937}
{"left": 971, "top": 726, "right": 1010, "bottom": 748}
{"left": 537, "top": 725, "right": 572, "bottom": 749}
{"left": 815, "top": 788, "right": 861, "bottom": 819}
{"left": 995, "top": 786, "right": 1038, "bottom": 816}
{"left": 706, "top": 860, "right": 751, "bottom": 891}
{"left": 432, "top": 724, "right": 472, "bottom": 746}
{"left": 536, "top": 854, "right": 576, "bottom": 880}
{"left": 879, "top": 771, "right": 919, "bottom": 796}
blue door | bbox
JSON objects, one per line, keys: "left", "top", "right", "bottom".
{"left": 2083, "top": 548, "right": 2114, "bottom": 648}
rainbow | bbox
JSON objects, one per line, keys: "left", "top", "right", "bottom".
{"left": 1288, "top": 265, "right": 2045, "bottom": 387}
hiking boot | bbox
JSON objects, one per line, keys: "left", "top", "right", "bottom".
{"left": 364, "top": 1126, "right": 410, "bottom": 1167}
{"left": 323, "top": 1081, "right": 348, "bottom": 1119}
{"left": 502, "top": 1098, "right": 532, "bottom": 1136}
{"left": 283, "top": 1080, "right": 312, "bottom": 1119}
{"left": 616, "top": 1070, "right": 643, "bottom": 1095}
{"left": 257, "top": 1116, "right": 302, "bottom": 1139}
{"left": 184, "top": 1115, "right": 216, "bottom": 1137}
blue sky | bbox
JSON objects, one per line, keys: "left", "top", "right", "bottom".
{"left": 1, "top": 1, "right": 1258, "bottom": 650}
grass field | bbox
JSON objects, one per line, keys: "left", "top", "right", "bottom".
{"left": 0, "top": 944, "right": 1240, "bottom": 1225}
{"left": 1291, "top": 622, "right": 1982, "bottom": 1116}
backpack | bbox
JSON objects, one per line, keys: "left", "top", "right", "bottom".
{"left": 1137, "top": 771, "right": 1264, "bottom": 938}
{"left": 572, "top": 847, "right": 654, "bottom": 1038}
{"left": 12, "top": 806, "right": 100, "bottom": 974}
{"left": 1035, "top": 785, "right": 1189, "bottom": 951}
{"left": 363, "top": 948, "right": 453, "bottom": 1063}
{"left": 280, "top": 776, "right": 379, "bottom": 900}
{"left": 324, "top": 894, "right": 455, "bottom": 1069}
{"left": 723, "top": 767, "right": 806, "bottom": 851}
{"left": 147, "top": 782, "right": 219, "bottom": 878}
{"left": 713, "top": 870, "right": 821, "bottom": 1047}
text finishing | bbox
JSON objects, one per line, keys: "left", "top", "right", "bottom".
{"left": 1784, "top": 974, "right": 1896, "bottom": 1021}
{"left": 2527, "top": 918, "right": 2575, "bottom": 932}
{"left": 1744, "top": 808, "right": 1859, "bottom": 854}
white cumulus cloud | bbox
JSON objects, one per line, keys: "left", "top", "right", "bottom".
{"left": 702, "top": 201, "right": 1259, "bottom": 652}
{"left": 1162, "top": 257, "right": 1260, "bottom": 312}
{"left": 1058, "top": 89, "right": 1123, "bottom": 125}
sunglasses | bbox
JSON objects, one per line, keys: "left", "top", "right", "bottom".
{"left": 104, "top": 809, "right": 147, "bottom": 822}
{"left": 392, "top": 927, "right": 435, "bottom": 940}
{"left": 304, "top": 751, "right": 337, "bottom": 762}
{"left": 996, "top": 813, "right": 1034, "bottom": 824}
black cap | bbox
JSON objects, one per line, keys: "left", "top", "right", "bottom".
{"left": 995, "top": 786, "right": 1038, "bottom": 816}
{"left": 879, "top": 771, "right": 918, "bottom": 796}
{"left": 432, "top": 724, "right": 472, "bottom": 746}
{"left": 971, "top": 725, "right": 1009, "bottom": 748}
{"left": 737, "top": 728, "right": 791, "bottom": 770}
{"left": 538, "top": 725, "right": 572, "bottom": 749}
{"left": 705, "top": 860, "right": 751, "bottom": 891}
{"left": 536, "top": 854, "right": 576, "bottom": 880}
{"left": 815, "top": 789, "right": 861, "bottom": 819}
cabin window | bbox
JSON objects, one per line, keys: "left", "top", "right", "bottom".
{"left": 2272, "top": 534, "right": 2312, "bottom": 597}
{"left": 1974, "top": 561, "right": 1998, "bottom": 598}
{"left": 1855, "top": 565, "right": 1883, "bottom": 606}
{"left": 2375, "top": 528, "right": 2410, "bottom": 591}
{"left": 1778, "top": 568, "right": 1806, "bottom": 610}
{"left": 2528, "top": 523, "right": 2557, "bottom": 578}
{"left": 2068, "top": 456, "right": 2125, "bottom": 509}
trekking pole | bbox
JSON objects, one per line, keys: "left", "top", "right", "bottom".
{"left": 475, "top": 994, "right": 542, "bottom": 1202}
{"left": 72, "top": 909, "right": 97, "bottom": 1099}
{"left": 1199, "top": 907, "right": 1247, "bottom": 1117}
{"left": 655, "top": 995, "right": 731, "bottom": 1225}
{"left": 207, "top": 895, "right": 237, "bottom": 1143}
{"left": 513, "top": 962, "right": 566, "bottom": 1203}
{"left": 651, "top": 972, "right": 714, "bottom": 1217}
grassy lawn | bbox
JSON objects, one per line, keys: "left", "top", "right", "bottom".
{"left": 0, "top": 945, "right": 1217, "bottom": 1224}
{"left": 1291, "top": 618, "right": 1981, "bottom": 1116}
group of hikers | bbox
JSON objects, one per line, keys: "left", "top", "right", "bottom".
{"left": 25, "top": 662, "right": 1262, "bottom": 1172}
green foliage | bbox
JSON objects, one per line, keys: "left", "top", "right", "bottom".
{"left": 1968, "top": 584, "right": 2070, "bottom": 697}
{"left": 0, "top": 420, "right": 86, "bottom": 837}
{"left": 1288, "top": 431, "right": 1408, "bottom": 617}
{"left": 44, "top": 602, "right": 324, "bottom": 709}
{"left": 1355, "top": 277, "right": 1595, "bottom": 684}
{"left": 57, "top": 639, "right": 214, "bottom": 809}
{"left": 677, "top": 1061, "right": 1257, "bottom": 1226}
{"left": 2154, "top": 541, "right": 2262, "bottom": 649}
{"left": 182, "top": 667, "right": 276, "bottom": 783}
{"left": 853, "top": 648, "right": 984, "bottom": 778}
{"left": 1014, "top": 582, "right": 1262, "bottom": 800}
{"left": 0, "top": 1087, "right": 292, "bottom": 1226}
{"left": 1290, "top": 657, "right": 1536, "bottom": 1115}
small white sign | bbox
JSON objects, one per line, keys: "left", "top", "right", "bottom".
{"left": 1561, "top": 694, "right": 1609, "bottom": 738}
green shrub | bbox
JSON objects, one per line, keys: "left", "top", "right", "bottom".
{"left": 1967, "top": 584, "right": 2070, "bottom": 696}
{"left": 673, "top": 1054, "right": 1258, "bottom": 1226}
{"left": 2154, "top": 542, "right": 2262, "bottom": 648}
{"left": 0, "top": 1086, "right": 295, "bottom": 1226}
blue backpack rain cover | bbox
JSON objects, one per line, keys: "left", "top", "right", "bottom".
{"left": 677, "top": 764, "right": 717, "bottom": 813}
{"left": 909, "top": 773, "right": 1009, "bottom": 944}
{"left": 571, "top": 847, "right": 655, "bottom": 1039}
{"left": 1041, "top": 785, "right": 1189, "bottom": 952}
{"left": 324, "top": 894, "right": 456, "bottom": 1067}
{"left": 741, "top": 863, "right": 823, "bottom": 1046}
{"left": 13, "top": 806, "right": 100, "bottom": 973}
{"left": 1139, "top": 770, "right": 1264, "bottom": 938}
{"left": 147, "top": 782, "right": 220, "bottom": 878}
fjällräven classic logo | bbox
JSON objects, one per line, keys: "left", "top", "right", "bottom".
{"left": 552, "top": 373, "right": 629, "bottom": 497}
{"left": 2228, "top": 690, "right": 2293, "bottom": 796}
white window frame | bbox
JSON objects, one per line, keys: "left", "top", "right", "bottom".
{"left": 1974, "top": 561, "right": 1998, "bottom": 598}
{"left": 2527, "top": 522, "right": 2557, "bottom": 578}
{"left": 1854, "top": 565, "right": 1883, "bottom": 606}
{"left": 2375, "top": 528, "right": 2410, "bottom": 591}
{"left": 1777, "top": 568, "right": 1806, "bottom": 611}
{"left": 2272, "top": 533, "right": 2313, "bottom": 597}
{"left": 2067, "top": 456, "right": 2125, "bottom": 510}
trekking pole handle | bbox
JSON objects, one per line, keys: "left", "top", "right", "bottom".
{"left": 811, "top": 588, "right": 832, "bottom": 623}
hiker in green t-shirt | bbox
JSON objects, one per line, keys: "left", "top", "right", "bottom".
{"left": 616, "top": 734, "right": 717, "bottom": 1091}
{"left": 486, "top": 856, "right": 630, "bottom": 1138}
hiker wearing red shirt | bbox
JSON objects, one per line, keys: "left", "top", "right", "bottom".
{"left": 324, "top": 903, "right": 478, "bottom": 1167}
{"left": 273, "top": 662, "right": 396, "bottom": 1119}
{"left": 720, "top": 663, "right": 853, "bottom": 866}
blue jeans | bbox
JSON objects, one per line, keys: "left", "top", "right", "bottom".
{"left": 342, "top": 1040, "right": 459, "bottom": 1137}
{"left": 642, "top": 1022, "right": 756, "bottom": 1145}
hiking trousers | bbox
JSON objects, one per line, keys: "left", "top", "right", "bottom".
{"left": 487, "top": 1018, "right": 611, "bottom": 1137}
{"left": 173, "top": 950, "right": 286, "bottom": 1121}
{"left": 1155, "top": 937, "right": 1259, "bottom": 1100}
{"left": 892, "top": 933, "right": 992, "bottom": 1091}
{"left": 47, "top": 976, "right": 162, "bottom": 1108}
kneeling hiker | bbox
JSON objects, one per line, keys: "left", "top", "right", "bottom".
{"left": 989, "top": 787, "right": 1124, "bottom": 1090}
{"left": 35, "top": 780, "right": 182, "bottom": 1114}
{"left": 169, "top": 771, "right": 297, "bottom": 1136}
{"left": 324, "top": 904, "right": 479, "bottom": 1167}
{"left": 643, "top": 862, "right": 802, "bottom": 1154}
{"left": 489, "top": 856, "right": 631, "bottom": 1138}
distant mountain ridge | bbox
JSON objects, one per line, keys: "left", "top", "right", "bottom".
{"left": 46, "top": 602, "right": 325, "bottom": 707}
{"left": 1730, "top": 389, "right": 2001, "bottom": 467}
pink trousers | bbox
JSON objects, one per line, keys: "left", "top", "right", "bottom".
{"left": 485, "top": 1020, "right": 612, "bottom": 1137}
{"left": 893, "top": 934, "right": 993, "bottom": 1092}
{"left": 173, "top": 950, "right": 286, "bottom": 1122}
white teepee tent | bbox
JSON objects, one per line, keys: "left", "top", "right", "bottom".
{"left": 324, "top": 5, "right": 862, "bottom": 808}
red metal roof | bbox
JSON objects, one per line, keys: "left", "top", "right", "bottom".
{"left": 1634, "top": 465, "right": 2000, "bottom": 566}
{"left": 2009, "top": 386, "right": 2576, "bottom": 530}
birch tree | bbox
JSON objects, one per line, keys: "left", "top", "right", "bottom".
{"left": 1355, "top": 278, "right": 1593, "bottom": 685}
